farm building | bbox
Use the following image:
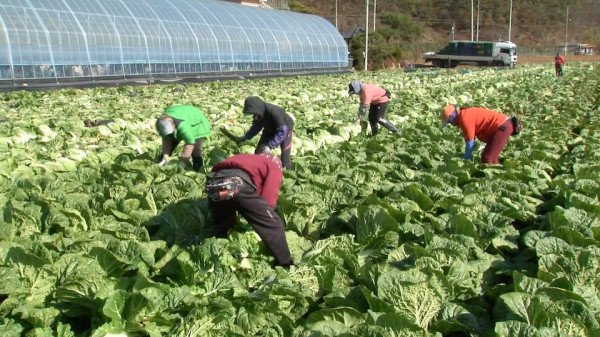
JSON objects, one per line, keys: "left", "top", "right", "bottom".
{"left": 0, "top": 0, "right": 348, "bottom": 86}
{"left": 557, "top": 43, "right": 596, "bottom": 55}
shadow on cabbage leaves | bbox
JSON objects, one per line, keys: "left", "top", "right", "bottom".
{"left": 145, "top": 198, "right": 211, "bottom": 247}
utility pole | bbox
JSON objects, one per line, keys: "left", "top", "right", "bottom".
{"left": 564, "top": 5, "right": 569, "bottom": 55}
{"left": 373, "top": 0, "right": 376, "bottom": 31}
{"left": 452, "top": 22, "right": 455, "bottom": 40}
{"left": 365, "top": 0, "right": 369, "bottom": 70}
{"left": 335, "top": 0, "right": 338, "bottom": 29}
{"left": 476, "top": 0, "right": 480, "bottom": 41}
{"left": 508, "top": 0, "right": 513, "bottom": 42}
{"left": 471, "top": 0, "right": 474, "bottom": 40}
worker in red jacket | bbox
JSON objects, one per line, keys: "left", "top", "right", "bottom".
{"left": 206, "top": 152, "right": 292, "bottom": 267}
{"left": 441, "top": 104, "right": 516, "bottom": 164}
{"left": 554, "top": 53, "right": 565, "bottom": 77}
{"left": 348, "top": 81, "right": 398, "bottom": 135}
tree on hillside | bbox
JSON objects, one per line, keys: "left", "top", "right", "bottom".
{"left": 377, "top": 11, "right": 424, "bottom": 44}
{"left": 582, "top": 27, "right": 600, "bottom": 47}
{"left": 289, "top": 0, "right": 314, "bottom": 14}
{"left": 349, "top": 31, "right": 403, "bottom": 71}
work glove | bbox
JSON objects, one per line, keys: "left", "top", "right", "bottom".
{"left": 236, "top": 136, "right": 246, "bottom": 145}
{"left": 156, "top": 154, "right": 169, "bottom": 166}
{"left": 257, "top": 145, "right": 272, "bottom": 154}
{"left": 355, "top": 104, "right": 368, "bottom": 124}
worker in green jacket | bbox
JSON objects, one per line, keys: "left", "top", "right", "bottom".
{"left": 155, "top": 105, "right": 211, "bottom": 171}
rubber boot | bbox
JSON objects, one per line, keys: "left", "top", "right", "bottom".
{"left": 370, "top": 122, "right": 379, "bottom": 136}
{"left": 192, "top": 156, "right": 203, "bottom": 171}
{"left": 379, "top": 118, "right": 398, "bottom": 133}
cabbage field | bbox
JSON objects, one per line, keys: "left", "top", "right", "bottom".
{"left": 1, "top": 63, "right": 599, "bottom": 337}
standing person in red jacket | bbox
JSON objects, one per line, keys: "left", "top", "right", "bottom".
{"left": 348, "top": 81, "right": 398, "bottom": 135}
{"left": 206, "top": 152, "right": 292, "bottom": 267}
{"left": 554, "top": 52, "right": 565, "bottom": 77}
{"left": 441, "top": 104, "right": 517, "bottom": 164}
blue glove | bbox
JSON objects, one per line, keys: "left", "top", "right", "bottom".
{"left": 464, "top": 140, "right": 476, "bottom": 160}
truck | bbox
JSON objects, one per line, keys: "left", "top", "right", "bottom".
{"left": 423, "top": 40, "right": 517, "bottom": 68}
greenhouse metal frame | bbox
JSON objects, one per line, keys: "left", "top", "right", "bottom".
{"left": 0, "top": 0, "right": 349, "bottom": 84}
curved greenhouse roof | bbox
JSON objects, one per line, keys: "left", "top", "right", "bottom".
{"left": 0, "top": 0, "right": 349, "bottom": 83}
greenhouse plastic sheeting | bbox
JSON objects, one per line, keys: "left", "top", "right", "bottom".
{"left": 0, "top": 0, "right": 349, "bottom": 81}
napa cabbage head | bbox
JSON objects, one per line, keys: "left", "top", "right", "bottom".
{"left": 377, "top": 268, "right": 447, "bottom": 330}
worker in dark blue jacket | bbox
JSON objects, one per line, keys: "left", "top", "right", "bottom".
{"left": 236, "top": 96, "right": 294, "bottom": 169}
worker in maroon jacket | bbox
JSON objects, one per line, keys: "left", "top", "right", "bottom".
{"left": 554, "top": 53, "right": 565, "bottom": 77}
{"left": 236, "top": 96, "right": 294, "bottom": 170}
{"left": 206, "top": 152, "right": 292, "bottom": 267}
{"left": 348, "top": 80, "right": 398, "bottom": 135}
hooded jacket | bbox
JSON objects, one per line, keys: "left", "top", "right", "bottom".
{"left": 243, "top": 96, "right": 294, "bottom": 149}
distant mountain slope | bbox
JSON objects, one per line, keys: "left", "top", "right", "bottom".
{"left": 292, "top": 0, "right": 600, "bottom": 47}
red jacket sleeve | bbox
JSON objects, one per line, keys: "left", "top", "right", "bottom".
{"left": 260, "top": 164, "right": 283, "bottom": 208}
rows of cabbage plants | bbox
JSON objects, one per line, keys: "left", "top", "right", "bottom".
{"left": 0, "top": 63, "right": 599, "bottom": 337}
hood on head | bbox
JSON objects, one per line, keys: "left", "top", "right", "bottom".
{"left": 243, "top": 96, "right": 266, "bottom": 117}
{"left": 348, "top": 81, "right": 362, "bottom": 94}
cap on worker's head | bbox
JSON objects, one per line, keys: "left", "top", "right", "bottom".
{"left": 259, "top": 152, "right": 283, "bottom": 171}
{"left": 348, "top": 81, "right": 362, "bottom": 94}
{"left": 156, "top": 116, "right": 175, "bottom": 136}
{"left": 441, "top": 104, "right": 457, "bottom": 127}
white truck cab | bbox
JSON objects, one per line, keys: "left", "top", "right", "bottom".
{"left": 494, "top": 41, "right": 518, "bottom": 66}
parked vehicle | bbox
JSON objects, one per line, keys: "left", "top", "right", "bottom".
{"left": 423, "top": 40, "right": 517, "bottom": 68}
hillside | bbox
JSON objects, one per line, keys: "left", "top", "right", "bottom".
{"left": 292, "top": 0, "right": 600, "bottom": 50}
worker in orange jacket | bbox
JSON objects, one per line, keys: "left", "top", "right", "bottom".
{"left": 441, "top": 105, "right": 519, "bottom": 164}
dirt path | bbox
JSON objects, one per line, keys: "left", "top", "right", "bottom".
{"left": 519, "top": 55, "right": 600, "bottom": 63}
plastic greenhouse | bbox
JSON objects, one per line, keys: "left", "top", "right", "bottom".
{"left": 0, "top": 0, "right": 349, "bottom": 86}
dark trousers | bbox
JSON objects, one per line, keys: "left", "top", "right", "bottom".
{"left": 209, "top": 184, "right": 292, "bottom": 266}
{"left": 368, "top": 102, "right": 397, "bottom": 135}
{"left": 555, "top": 64, "right": 563, "bottom": 77}
{"left": 256, "top": 130, "right": 293, "bottom": 169}
{"left": 170, "top": 138, "right": 203, "bottom": 171}
{"left": 481, "top": 119, "right": 513, "bottom": 164}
